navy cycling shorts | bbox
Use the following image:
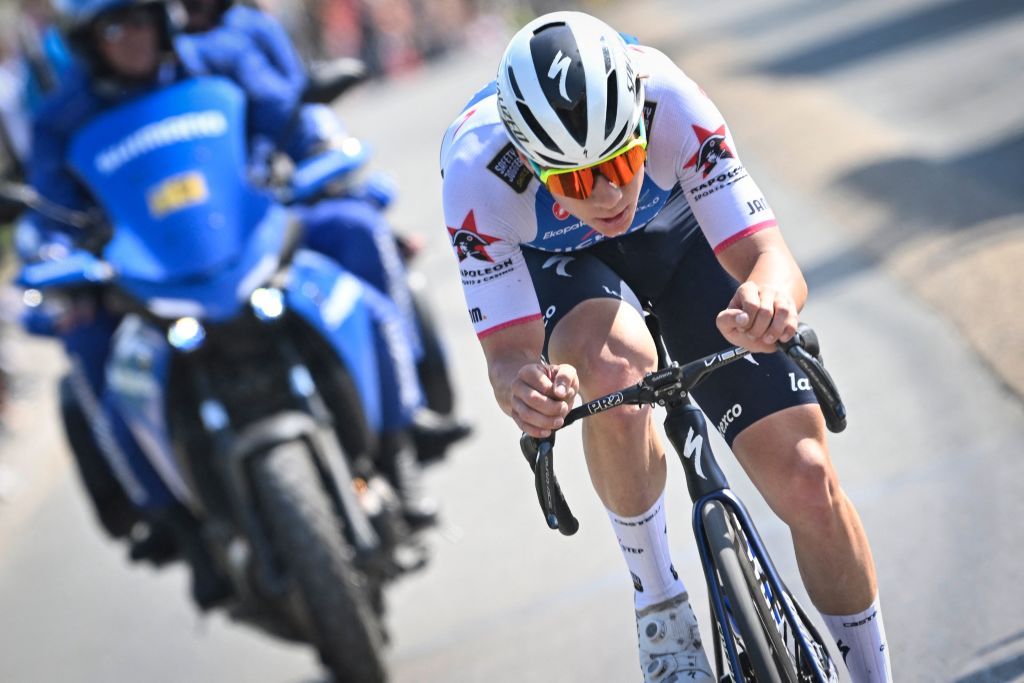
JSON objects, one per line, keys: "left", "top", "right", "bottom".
{"left": 522, "top": 192, "right": 818, "bottom": 446}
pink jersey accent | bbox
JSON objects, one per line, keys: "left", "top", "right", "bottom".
{"left": 477, "top": 313, "right": 545, "bottom": 340}
{"left": 712, "top": 220, "right": 779, "bottom": 254}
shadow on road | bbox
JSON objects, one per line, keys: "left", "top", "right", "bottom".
{"left": 756, "top": 0, "right": 1024, "bottom": 76}
{"left": 800, "top": 128, "right": 1024, "bottom": 292}
{"left": 952, "top": 628, "right": 1024, "bottom": 682}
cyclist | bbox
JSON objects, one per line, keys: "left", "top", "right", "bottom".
{"left": 19, "top": 0, "right": 429, "bottom": 606}
{"left": 440, "top": 12, "right": 892, "bottom": 682}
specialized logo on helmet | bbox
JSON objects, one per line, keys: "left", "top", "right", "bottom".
{"left": 685, "top": 124, "right": 734, "bottom": 178}
{"left": 448, "top": 210, "right": 498, "bottom": 262}
{"left": 548, "top": 50, "right": 573, "bottom": 101}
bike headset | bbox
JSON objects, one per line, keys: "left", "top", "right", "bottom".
{"left": 56, "top": 0, "right": 186, "bottom": 87}
{"left": 496, "top": 11, "right": 647, "bottom": 200}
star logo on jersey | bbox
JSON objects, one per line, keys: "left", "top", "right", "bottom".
{"left": 685, "top": 124, "right": 734, "bottom": 178}
{"left": 448, "top": 210, "right": 498, "bottom": 262}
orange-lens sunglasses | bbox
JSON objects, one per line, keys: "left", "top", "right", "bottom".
{"left": 528, "top": 121, "right": 648, "bottom": 200}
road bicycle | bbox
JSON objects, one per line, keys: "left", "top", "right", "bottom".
{"left": 521, "top": 320, "right": 847, "bottom": 682}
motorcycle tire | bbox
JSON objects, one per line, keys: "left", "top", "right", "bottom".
{"left": 251, "top": 440, "right": 387, "bottom": 683}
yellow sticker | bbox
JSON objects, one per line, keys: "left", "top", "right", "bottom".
{"left": 146, "top": 172, "right": 209, "bottom": 218}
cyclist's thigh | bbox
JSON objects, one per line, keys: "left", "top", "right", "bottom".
{"left": 522, "top": 247, "right": 643, "bottom": 362}
{"left": 652, "top": 235, "right": 818, "bottom": 446}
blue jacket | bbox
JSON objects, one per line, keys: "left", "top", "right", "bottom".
{"left": 25, "top": 27, "right": 313, "bottom": 246}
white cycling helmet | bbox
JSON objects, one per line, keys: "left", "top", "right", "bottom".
{"left": 496, "top": 11, "right": 644, "bottom": 169}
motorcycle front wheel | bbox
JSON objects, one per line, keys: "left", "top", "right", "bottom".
{"left": 251, "top": 440, "right": 387, "bottom": 683}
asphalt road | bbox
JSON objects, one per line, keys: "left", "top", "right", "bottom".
{"left": 1, "top": 1, "right": 1023, "bottom": 681}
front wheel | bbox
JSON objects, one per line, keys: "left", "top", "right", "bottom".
{"left": 251, "top": 440, "right": 387, "bottom": 683}
{"left": 703, "top": 501, "right": 792, "bottom": 683}
{"left": 703, "top": 502, "right": 838, "bottom": 682}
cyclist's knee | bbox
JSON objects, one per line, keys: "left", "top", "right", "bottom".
{"left": 775, "top": 438, "right": 839, "bottom": 527}
{"left": 549, "top": 299, "right": 656, "bottom": 397}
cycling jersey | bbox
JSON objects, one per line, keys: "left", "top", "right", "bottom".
{"left": 440, "top": 45, "right": 778, "bottom": 339}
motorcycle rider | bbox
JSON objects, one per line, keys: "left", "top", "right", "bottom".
{"left": 20, "top": 0, "right": 430, "bottom": 608}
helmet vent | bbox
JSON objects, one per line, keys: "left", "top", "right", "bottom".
{"left": 517, "top": 102, "right": 563, "bottom": 155}
{"left": 600, "top": 121, "right": 630, "bottom": 158}
{"left": 604, "top": 70, "right": 618, "bottom": 139}
{"left": 507, "top": 67, "right": 524, "bottom": 100}
{"left": 555, "top": 94, "right": 588, "bottom": 148}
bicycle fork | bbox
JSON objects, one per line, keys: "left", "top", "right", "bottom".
{"left": 662, "top": 401, "right": 831, "bottom": 683}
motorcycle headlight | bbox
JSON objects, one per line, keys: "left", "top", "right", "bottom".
{"left": 167, "top": 317, "right": 206, "bottom": 352}
{"left": 250, "top": 287, "right": 285, "bottom": 321}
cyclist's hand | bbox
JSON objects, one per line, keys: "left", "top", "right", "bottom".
{"left": 511, "top": 362, "right": 579, "bottom": 438}
{"left": 716, "top": 281, "right": 798, "bottom": 354}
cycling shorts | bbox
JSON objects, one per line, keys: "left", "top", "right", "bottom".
{"left": 522, "top": 190, "right": 819, "bottom": 445}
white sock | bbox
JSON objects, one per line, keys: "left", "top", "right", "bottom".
{"left": 821, "top": 597, "right": 893, "bottom": 683}
{"left": 606, "top": 490, "right": 686, "bottom": 611}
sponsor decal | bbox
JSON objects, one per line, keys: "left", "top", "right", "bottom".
{"left": 788, "top": 372, "right": 812, "bottom": 392}
{"left": 669, "top": 564, "right": 678, "bottom": 581}
{"left": 497, "top": 99, "right": 530, "bottom": 147}
{"left": 461, "top": 257, "right": 515, "bottom": 286}
{"left": 681, "top": 427, "right": 707, "bottom": 479}
{"left": 469, "top": 307, "right": 485, "bottom": 324}
{"left": 717, "top": 403, "right": 743, "bottom": 435}
{"left": 588, "top": 392, "right": 624, "bottom": 414}
{"left": 687, "top": 165, "right": 749, "bottom": 202}
{"left": 146, "top": 171, "right": 208, "bottom": 218}
{"left": 619, "top": 542, "right": 644, "bottom": 555}
{"left": 685, "top": 124, "right": 734, "bottom": 178}
{"left": 542, "top": 305, "right": 557, "bottom": 328}
{"left": 97, "top": 110, "right": 228, "bottom": 175}
{"left": 838, "top": 640, "right": 851, "bottom": 663}
{"left": 632, "top": 571, "right": 644, "bottom": 592}
{"left": 746, "top": 197, "right": 770, "bottom": 216}
{"left": 542, "top": 255, "right": 574, "bottom": 278}
{"left": 487, "top": 143, "right": 533, "bottom": 193}
{"left": 642, "top": 101, "right": 657, "bottom": 138}
{"left": 448, "top": 210, "right": 498, "bottom": 262}
{"left": 541, "top": 221, "right": 586, "bottom": 241}
{"left": 548, "top": 50, "right": 573, "bottom": 101}
{"left": 552, "top": 202, "right": 570, "bottom": 220}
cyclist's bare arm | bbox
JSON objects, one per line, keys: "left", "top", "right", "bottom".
{"left": 480, "top": 320, "right": 579, "bottom": 438}
{"left": 714, "top": 226, "right": 808, "bottom": 354}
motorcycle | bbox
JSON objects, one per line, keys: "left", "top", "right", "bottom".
{"left": 10, "top": 75, "right": 417, "bottom": 682}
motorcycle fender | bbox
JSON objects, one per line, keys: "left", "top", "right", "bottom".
{"left": 285, "top": 249, "right": 382, "bottom": 430}
{"left": 224, "top": 412, "right": 380, "bottom": 557}
{"left": 105, "top": 314, "right": 195, "bottom": 507}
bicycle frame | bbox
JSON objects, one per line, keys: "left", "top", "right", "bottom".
{"left": 663, "top": 400, "right": 831, "bottom": 682}
{"left": 520, "top": 320, "right": 847, "bottom": 683}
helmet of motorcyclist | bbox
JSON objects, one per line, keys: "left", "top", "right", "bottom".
{"left": 57, "top": 0, "right": 184, "bottom": 84}
{"left": 496, "top": 11, "right": 644, "bottom": 169}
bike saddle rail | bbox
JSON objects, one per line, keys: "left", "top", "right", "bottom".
{"left": 520, "top": 323, "right": 846, "bottom": 535}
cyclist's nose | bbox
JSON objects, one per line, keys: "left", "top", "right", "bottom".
{"left": 588, "top": 174, "right": 623, "bottom": 208}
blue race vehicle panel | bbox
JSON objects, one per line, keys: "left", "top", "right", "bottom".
{"left": 66, "top": 77, "right": 274, "bottom": 283}
{"left": 286, "top": 249, "right": 382, "bottom": 430}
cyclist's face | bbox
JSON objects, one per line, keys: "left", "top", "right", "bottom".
{"left": 93, "top": 7, "right": 161, "bottom": 79}
{"left": 548, "top": 164, "right": 644, "bottom": 237}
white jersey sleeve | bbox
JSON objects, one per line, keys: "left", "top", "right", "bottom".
{"left": 635, "top": 47, "right": 778, "bottom": 253}
{"left": 441, "top": 99, "right": 544, "bottom": 339}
